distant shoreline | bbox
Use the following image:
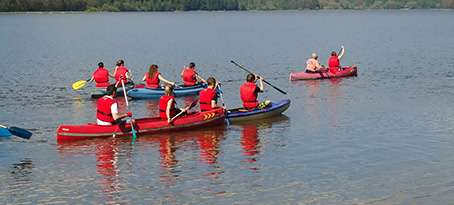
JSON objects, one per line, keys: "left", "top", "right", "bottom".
{"left": 1, "top": 9, "right": 452, "bottom": 14}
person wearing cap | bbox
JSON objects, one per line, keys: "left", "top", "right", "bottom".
{"left": 328, "top": 46, "right": 345, "bottom": 74}
{"left": 305, "top": 53, "right": 325, "bottom": 73}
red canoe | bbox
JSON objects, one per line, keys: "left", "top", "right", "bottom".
{"left": 290, "top": 66, "right": 357, "bottom": 81}
{"left": 57, "top": 108, "right": 225, "bottom": 141}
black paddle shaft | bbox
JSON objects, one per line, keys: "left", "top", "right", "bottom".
{"left": 230, "top": 60, "right": 287, "bottom": 95}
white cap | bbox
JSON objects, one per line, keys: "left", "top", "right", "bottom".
{"left": 312, "top": 53, "right": 317, "bottom": 58}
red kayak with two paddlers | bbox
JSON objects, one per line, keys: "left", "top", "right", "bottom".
{"left": 290, "top": 66, "right": 357, "bottom": 81}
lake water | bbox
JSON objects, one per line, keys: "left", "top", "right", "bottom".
{"left": 1, "top": 10, "right": 454, "bottom": 204}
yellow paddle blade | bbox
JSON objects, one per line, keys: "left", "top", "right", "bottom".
{"left": 72, "top": 80, "right": 87, "bottom": 90}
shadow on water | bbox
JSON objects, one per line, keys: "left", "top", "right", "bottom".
{"left": 11, "top": 158, "right": 34, "bottom": 181}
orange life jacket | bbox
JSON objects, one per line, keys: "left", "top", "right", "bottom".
{"left": 97, "top": 96, "right": 117, "bottom": 123}
{"left": 240, "top": 82, "right": 259, "bottom": 109}
{"left": 159, "top": 95, "right": 176, "bottom": 118}
{"left": 199, "top": 88, "right": 217, "bottom": 111}
{"left": 182, "top": 68, "right": 197, "bottom": 86}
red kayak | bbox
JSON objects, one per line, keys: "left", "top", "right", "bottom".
{"left": 56, "top": 108, "right": 225, "bottom": 141}
{"left": 290, "top": 66, "right": 357, "bottom": 81}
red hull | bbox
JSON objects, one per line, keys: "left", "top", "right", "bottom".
{"left": 290, "top": 66, "right": 357, "bottom": 81}
{"left": 57, "top": 108, "right": 225, "bottom": 141}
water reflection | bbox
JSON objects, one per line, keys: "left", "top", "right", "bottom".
{"left": 237, "top": 115, "right": 290, "bottom": 166}
{"left": 11, "top": 158, "right": 34, "bottom": 181}
{"left": 144, "top": 99, "right": 159, "bottom": 117}
{"left": 240, "top": 124, "right": 260, "bottom": 163}
{"left": 158, "top": 135, "right": 179, "bottom": 184}
{"left": 179, "top": 95, "right": 199, "bottom": 110}
{"left": 57, "top": 138, "right": 134, "bottom": 197}
{"left": 196, "top": 131, "right": 221, "bottom": 165}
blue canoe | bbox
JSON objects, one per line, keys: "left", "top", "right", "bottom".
{"left": 91, "top": 83, "right": 135, "bottom": 98}
{"left": 127, "top": 83, "right": 207, "bottom": 99}
{"left": 226, "top": 99, "right": 291, "bottom": 123}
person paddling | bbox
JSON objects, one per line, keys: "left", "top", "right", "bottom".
{"left": 159, "top": 84, "right": 185, "bottom": 123}
{"left": 199, "top": 77, "right": 225, "bottom": 111}
{"left": 328, "top": 46, "right": 345, "bottom": 74}
{"left": 88, "top": 62, "right": 115, "bottom": 87}
{"left": 114, "top": 60, "right": 133, "bottom": 86}
{"left": 181, "top": 62, "right": 205, "bottom": 86}
{"left": 305, "top": 53, "right": 325, "bottom": 73}
{"left": 96, "top": 84, "right": 132, "bottom": 126}
{"left": 142, "top": 64, "right": 175, "bottom": 88}
{"left": 240, "top": 73, "right": 270, "bottom": 110}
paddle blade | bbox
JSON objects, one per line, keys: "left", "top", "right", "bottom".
{"left": 72, "top": 80, "right": 87, "bottom": 90}
{"left": 188, "top": 99, "right": 199, "bottom": 109}
{"left": 8, "top": 126, "right": 32, "bottom": 139}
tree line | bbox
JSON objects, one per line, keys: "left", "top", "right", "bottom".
{"left": 1, "top": 0, "right": 453, "bottom": 12}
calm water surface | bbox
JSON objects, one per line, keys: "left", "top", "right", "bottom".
{"left": 1, "top": 10, "right": 454, "bottom": 204}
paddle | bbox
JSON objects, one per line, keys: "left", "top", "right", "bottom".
{"left": 120, "top": 77, "right": 137, "bottom": 142}
{"left": 217, "top": 85, "right": 230, "bottom": 126}
{"left": 230, "top": 60, "right": 287, "bottom": 95}
{"left": 0, "top": 125, "right": 32, "bottom": 139}
{"left": 72, "top": 79, "right": 90, "bottom": 90}
{"left": 170, "top": 99, "right": 198, "bottom": 122}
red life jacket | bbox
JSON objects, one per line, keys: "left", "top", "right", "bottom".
{"left": 115, "top": 66, "right": 128, "bottom": 85}
{"left": 199, "top": 88, "right": 217, "bottom": 111}
{"left": 182, "top": 68, "right": 197, "bottom": 86}
{"left": 93, "top": 68, "right": 110, "bottom": 87}
{"left": 145, "top": 71, "right": 160, "bottom": 88}
{"left": 97, "top": 96, "right": 117, "bottom": 123}
{"left": 159, "top": 95, "right": 176, "bottom": 118}
{"left": 240, "top": 82, "right": 259, "bottom": 109}
{"left": 328, "top": 56, "right": 340, "bottom": 73}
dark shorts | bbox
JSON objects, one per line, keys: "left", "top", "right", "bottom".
{"left": 305, "top": 70, "right": 318, "bottom": 73}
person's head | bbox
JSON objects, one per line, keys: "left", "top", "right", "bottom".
{"left": 246, "top": 73, "right": 256, "bottom": 82}
{"left": 106, "top": 84, "right": 117, "bottom": 96}
{"left": 148, "top": 64, "right": 158, "bottom": 79}
{"left": 189, "top": 62, "right": 195, "bottom": 69}
{"left": 312, "top": 53, "right": 318, "bottom": 59}
{"left": 206, "top": 77, "right": 216, "bottom": 86}
{"left": 331, "top": 51, "right": 337, "bottom": 56}
{"left": 116, "top": 60, "right": 124, "bottom": 67}
{"left": 98, "top": 62, "right": 104, "bottom": 68}
{"left": 165, "top": 84, "right": 174, "bottom": 95}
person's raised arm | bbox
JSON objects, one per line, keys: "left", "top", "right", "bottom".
{"left": 338, "top": 46, "right": 345, "bottom": 60}
{"left": 258, "top": 76, "right": 264, "bottom": 92}
{"left": 181, "top": 65, "right": 187, "bottom": 77}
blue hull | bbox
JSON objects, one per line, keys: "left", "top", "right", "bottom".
{"left": 91, "top": 83, "right": 135, "bottom": 98}
{"left": 226, "top": 99, "right": 291, "bottom": 123}
{"left": 127, "top": 84, "right": 207, "bottom": 99}
{"left": 0, "top": 127, "right": 12, "bottom": 137}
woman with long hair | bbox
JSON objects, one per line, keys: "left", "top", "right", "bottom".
{"left": 142, "top": 64, "right": 175, "bottom": 88}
